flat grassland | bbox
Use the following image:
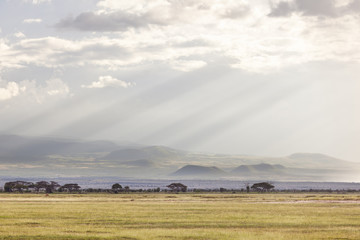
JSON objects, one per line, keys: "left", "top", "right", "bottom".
{"left": 0, "top": 193, "right": 360, "bottom": 240}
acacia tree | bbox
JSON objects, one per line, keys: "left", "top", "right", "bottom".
{"left": 251, "top": 182, "right": 274, "bottom": 192}
{"left": 4, "top": 181, "right": 34, "bottom": 193}
{"left": 167, "top": 183, "right": 187, "bottom": 192}
{"left": 111, "top": 183, "right": 123, "bottom": 193}
{"left": 112, "top": 183, "right": 122, "bottom": 191}
{"left": 59, "top": 183, "right": 81, "bottom": 192}
{"left": 4, "top": 182, "right": 13, "bottom": 192}
{"left": 50, "top": 181, "right": 61, "bottom": 192}
{"left": 35, "top": 181, "right": 60, "bottom": 193}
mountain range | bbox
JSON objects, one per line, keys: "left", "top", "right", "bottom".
{"left": 0, "top": 134, "right": 359, "bottom": 181}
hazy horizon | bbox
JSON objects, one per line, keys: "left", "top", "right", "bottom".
{"left": 1, "top": 0, "right": 359, "bottom": 162}
{"left": 0, "top": 132, "right": 357, "bottom": 163}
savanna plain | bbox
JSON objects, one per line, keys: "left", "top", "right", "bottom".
{"left": 0, "top": 193, "right": 360, "bottom": 240}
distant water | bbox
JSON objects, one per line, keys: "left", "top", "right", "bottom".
{"left": 1, "top": 177, "right": 360, "bottom": 191}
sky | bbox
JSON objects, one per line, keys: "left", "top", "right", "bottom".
{"left": 0, "top": 0, "right": 359, "bottom": 161}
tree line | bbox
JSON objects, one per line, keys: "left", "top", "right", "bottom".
{"left": 2, "top": 181, "right": 155, "bottom": 193}
{"left": 2, "top": 181, "right": 276, "bottom": 193}
{"left": 3, "top": 181, "right": 81, "bottom": 193}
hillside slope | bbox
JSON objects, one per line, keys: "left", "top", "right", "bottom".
{"left": 171, "top": 165, "right": 226, "bottom": 178}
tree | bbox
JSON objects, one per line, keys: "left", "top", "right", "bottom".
{"left": 50, "top": 181, "right": 61, "bottom": 192}
{"left": 4, "top": 181, "right": 34, "bottom": 193}
{"left": 167, "top": 183, "right": 187, "bottom": 192}
{"left": 59, "top": 183, "right": 81, "bottom": 192}
{"left": 112, "top": 183, "right": 122, "bottom": 191}
{"left": 35, "top": 181, "right": 60, "bottom": 193}
{"left": 245, "top": 183, "right": 250, "bottom": 193}
{"left": 35, "top": 181, "right": 48, "bottom": 192}
{"left": 4, "top": 182, "right": 13, "bottom": 192}
{"left": 250, "top": 182, "right": 274, "bottom": 192}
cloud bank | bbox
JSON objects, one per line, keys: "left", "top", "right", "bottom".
{"left": 56, "top": 11, "right": 167, "bottom": 32}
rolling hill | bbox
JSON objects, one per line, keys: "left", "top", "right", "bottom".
{"left": 231, "top": 163, "right": 286, "bottom": 174}
{"left": 171, "top": 165, "right": 226, "bottom": 178}
{"left": 0, "top": 134, "right": 359, "bottom": 181}
{"left": 0, "top": 135, "right": 119, "bottom": 163}
{"left": 103, "top": 146, "right": 185, "bottom": 162}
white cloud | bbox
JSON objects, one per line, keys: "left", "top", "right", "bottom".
{"left": 55, "top": 11, "right": 167, "bottom": 32}
{"left": 23, "top": 0, "right": 51, "bottom": 4}
{"left": 96, "top": 0, "right": 168, "bottom": 14}
{"left": 23, "top": 18, "right": 43, "bottom": 23}
{"left": 1, "top": 35, "right": 209, "bottom": 71}
{"left": 2, "top": 37, "right": 82, "bottom": 69}
{"left": 18, "top": 78, "right": 70, "bottom": 103}
{"left": 82, "top": 76, "right": 134, "bottom": 89}
{"left": 0, "top": 78, "right": 70, "bottom": 104}
{"left": 0, "top": 82, "right": 21, "bottom": 101}
{"left": 45, "top": 78, "right": 70, "bottom": 96}
{"left": 14, "top": 32, "right": 26, "bottom": 38}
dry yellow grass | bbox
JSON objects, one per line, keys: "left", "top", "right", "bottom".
{"left": 0, "top": 193, "right": 359, "bottom": 239}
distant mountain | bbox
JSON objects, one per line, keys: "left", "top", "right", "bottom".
{"left": 120, "top": 159, "right": 157, "bottom": 168}
{"left": 0, "top": 134, "right": 359, "bottom": 181}
{"left": 103, "top": 146, "right": 185, "bottom": 162}
{"left": 171, "top": 165, "right": 226, "bottom": 178}
{"left": 287, "top": 153, "right": 353, "bottom": 168}
{"left": 0, "top": 135, "right": 119, "bottom": 163}
{"left": 231, "top": 163, "right": 286, "bottom": 174}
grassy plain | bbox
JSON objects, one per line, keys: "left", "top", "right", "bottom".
{"left": 0, "top": 193, "right": 360, "bottom": 240}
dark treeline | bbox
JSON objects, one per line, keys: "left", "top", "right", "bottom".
{"left": 1, "top": 181, "right": 164, "bottom": 193}
{"left": 1, "top": 181, "right": 360, "bottom": 194}
{"left": 1, "top": 181, "right": 183, "bottom": 193}
{"left": 3, "top": 181, "right": 81, "bottom": 193}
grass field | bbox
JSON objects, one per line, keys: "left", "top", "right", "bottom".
{"left": 0, "top": 193, "right": 360, "bottom": 240}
